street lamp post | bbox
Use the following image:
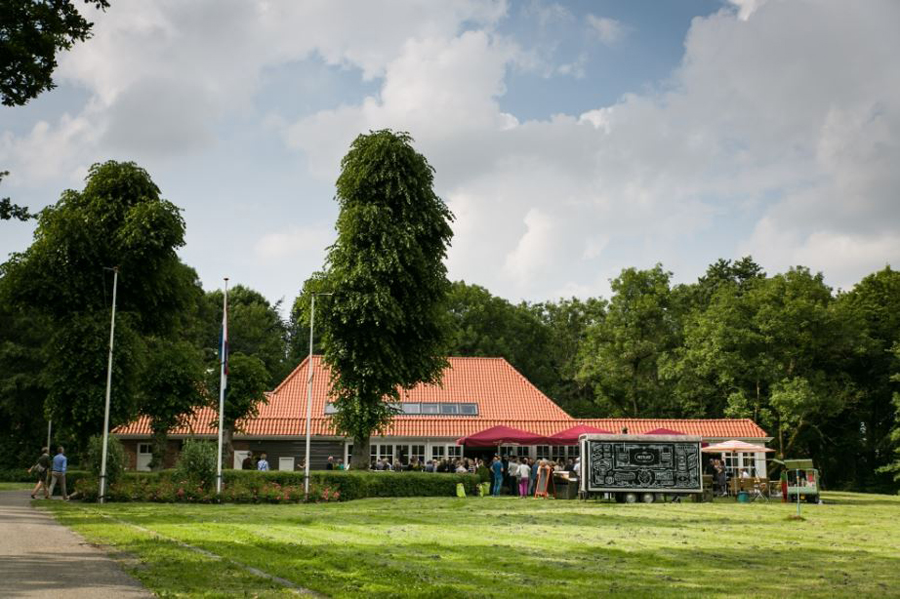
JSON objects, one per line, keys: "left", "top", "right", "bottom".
{"left": 99, "top": 266, "right": 119, "bottom": 504}
{"left": 304, "top": 292, "right": 332, "bottom": 499}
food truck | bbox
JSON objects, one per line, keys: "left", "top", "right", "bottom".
{"left": 579, "top": 434, "right": 703, "bottom": 503}
{"left": 782, "top": 458, "right": 821, "bottom": 504}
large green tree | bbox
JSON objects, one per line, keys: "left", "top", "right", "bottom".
{"left": 532, "top": 297, "right": 607, "bottom": 417}
{"left": 1, "top": 161, "right": 197, "bottom": 446}
{"left": 445, "top": 281, "right": 555, "bottom": 392}
{"left": 577, "top": 265, "right": 680, "bottom": 417}
{"left": 203, "top": 285, "right": 288, "bottom": 387}
{"left": 0, "top": 0, "right": 109, "bottom": 106}
{"left": 320, "top": 130, "right": 454, "bottom": 469}
{"left": 828, "top": 267, "right": 900, "bottom": 489}
{"left": 139, "top": 338, "right": 205, "bottom": 470}
{"left": 215, "top": 352, "right": 269, "bottom": 465}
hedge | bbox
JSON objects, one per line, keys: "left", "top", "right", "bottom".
{"left": 69, "top": 470, "right": 481, "bottom": 503}
{"left": 224, "top": 470, "right": 482, "bottom": 501}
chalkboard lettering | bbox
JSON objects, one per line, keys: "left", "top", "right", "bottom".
{"left": 584, "top": 436, "right": 702, "bottom": 493}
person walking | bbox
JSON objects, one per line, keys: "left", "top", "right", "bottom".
{"left": 256, "top": 453, "right": 270, "bottom": 471}
{"left": 29, "top": 447, "right": 52, "bottom": 499}
{"left": 490, "top": 455, "right": 504, "bottom": 496}
{"left": 518, "top": 459, "right": 531, "bottom": 497}
{"left": 47, "top": 446, "right": 68, "bottom": 500}
{"left": 241, "top": 451, "right": 255, "bottom": 470}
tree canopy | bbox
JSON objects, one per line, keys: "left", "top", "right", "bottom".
{"left": 318, "top": 130, "right": 454, "bottom": 468}
{"left": 0, "top": 0, "right": 110, "bottom": 106}
{"left": 0, "top": 161, "right": 198, "bottom": 444}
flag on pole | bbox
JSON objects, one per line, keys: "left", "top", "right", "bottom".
{"left": 216, "top": 279, "right": 229, "bottom": 494}
{"left": 219, "top": 302, "right": 229, "bottom": 380}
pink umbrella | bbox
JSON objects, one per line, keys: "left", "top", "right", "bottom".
{"left": 546, "top": 424, "right": 614, "bottom": 446}
{"left": 456, "top": 425, "right": 548, "bottom": 448}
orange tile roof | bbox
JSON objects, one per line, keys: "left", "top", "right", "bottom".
{"left": 115, "top": 356, "right": 769, "bottom": 440}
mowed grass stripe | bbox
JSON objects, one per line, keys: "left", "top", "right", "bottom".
{"left": 44, "top": 492, "right": 900, "bottom": 598}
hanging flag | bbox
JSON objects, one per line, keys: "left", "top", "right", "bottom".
{"left": 219, "top": 301, "right": 229, "bottom": 380}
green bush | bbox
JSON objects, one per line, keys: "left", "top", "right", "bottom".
{"left": 175, "top": 440, "right": 217, "bottom": 488}
{"left": 224, "top": 470, "right": 480, "bottom": 501}
{"left": 70, "top": 469, "right": 480, "bottom": 503}
{"left": 86, "top": 435, "right": 126, "bottom": 486}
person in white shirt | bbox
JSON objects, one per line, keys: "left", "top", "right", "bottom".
{"left": 256, "top": 453, "right": 270, "bottom": 471}
{"left": 518, "top": 460, "right": 531, "bottom": 497}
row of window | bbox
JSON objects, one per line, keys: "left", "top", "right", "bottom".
{"left": 347, "top": 443, "right": 579, "bottom": 464}
{"left": 325, "top": 402, "right": 478, "bottom": 416}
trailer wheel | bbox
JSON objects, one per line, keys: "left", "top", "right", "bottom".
{"left": 623, "top": 492, "right": 638, "bottom": 504}
{"left": 641, "top": 492, "right": 655, "bottom": 503}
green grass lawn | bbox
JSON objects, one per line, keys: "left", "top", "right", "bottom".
{"left": 0, "top": 482, "right": 33, "bottom": 491}
{"left": 41, "top": 492, "right": 900, "bottom": 598}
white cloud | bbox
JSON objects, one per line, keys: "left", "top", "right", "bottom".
{"left": 586, "top": 15, "right": 627, "bottom": 45}
{"left": 254, "top": 224, "right": 334, "bottom": 261}
{"left": 285, "top": 0, "right": 900, "bottom": 298}
{"left": 4, "top": 0, "right": 899, "bottom": 307}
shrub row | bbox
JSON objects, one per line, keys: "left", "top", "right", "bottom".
{"left": 72, "top": 475, "right": 341, "bottom": 504}
{"left": 224, "top": 470, "right": 482, "bottom": 501}
{"left": 69, "top": 470, "right": 480, "bottom": 503}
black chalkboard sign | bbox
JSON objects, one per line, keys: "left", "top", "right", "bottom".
{"left": 581, "top": 435, "right": 702, "bottom": 493}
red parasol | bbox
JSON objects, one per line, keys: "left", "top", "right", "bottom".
{"left": 546, "top": 424, "right": 615, "bottom": 445}
{"left": 456, "top": 425, "right": 548, "bottom": 447}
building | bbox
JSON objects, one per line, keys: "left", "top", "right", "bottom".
{"left": 115, "top": 356, "right": 772, "bottom": 475}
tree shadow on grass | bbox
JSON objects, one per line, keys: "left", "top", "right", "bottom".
{"left": 158, "top": 529, "right": 900, "bottom": 598}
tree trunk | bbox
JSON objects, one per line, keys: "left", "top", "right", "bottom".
{"left": 223, "top": 426, "right": 235, "bottom": 469}
{"left": 754, "top": 379, "right": 761, "bottom": 423}
{"left": 351, "top": 435, "right": 371, "bottom": 470}
{"left": 150, "top": 429, "right": 168, "bottom": 471}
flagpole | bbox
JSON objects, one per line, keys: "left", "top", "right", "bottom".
{"left": 304, "top": 292, "right": 332, "bottom": 499}
{"left": 99, "top": 266, "right": 119, "bottom": 504}
{"left": 216, "top": 278, "right": 229, "bottom": 495}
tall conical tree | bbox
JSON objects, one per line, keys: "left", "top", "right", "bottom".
{"left": 319, "top": 130, "right": 454, "bottom": 469}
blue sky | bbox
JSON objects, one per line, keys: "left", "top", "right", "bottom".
{"left": 2, "top": 0, "right": 898, "bottom": 309}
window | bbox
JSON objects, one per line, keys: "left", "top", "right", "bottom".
{"left": 401, "top": 403, "right": 421, "bottom": 414}
{"left": 447, "top": 446, "right": 462, "bottom": 458}
{"left": 137, "top": 443, "right": 152, "bottom": 455}
{"left": 411, "top": 445, "right": 426, "bottom": 463}
{"left": 551, "top": 446, "right": 567, "bottom": 461}
{"left": 431, "top": 445, "right": 445, "bottom": 460}
{"left": 536, "top": 446, "right": 550, "bottom": 460}
{"left": 378, "top": 444, "right": 394, "bottom": 462}
{"left": 459, "top": 403, "right": 478, "bottom": 415}
{"left": 440, "top": 404, "right": 458, "bottom": 415}
{"left": 421, "top": 403, "right": 440, "bottom": 414}
{"left": 347, "top": 444, "right": 353, "bottom": 464}
{"left": 324, "top": 403, "right": 338, "bottom": 414}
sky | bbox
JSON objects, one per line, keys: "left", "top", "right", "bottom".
{"left": 2, "top": 0, "right": 899, "bottom": 310}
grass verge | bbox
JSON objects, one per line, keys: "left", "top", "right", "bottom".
{"left": 41, "top": 491, "right": 900, "bottom": 598}
{"left": 0, "top": 482, "right": 33, "bottom": 491}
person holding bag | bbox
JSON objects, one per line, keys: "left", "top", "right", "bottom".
{"left": 28, "top": 447, "right": 51, "bottom": 499}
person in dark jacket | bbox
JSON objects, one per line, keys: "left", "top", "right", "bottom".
{"left": 29, "top": 447, "right": 51, "bottom": 499}
{"left": 241, "top": 452, "right": 255, "bottom": 470}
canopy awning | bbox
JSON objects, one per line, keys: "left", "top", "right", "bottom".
{"left": 546, "top": 424, "right": 615, "bottom": 445}
{"left": 456, "top": 425, "right": 547, "bottom": 447}
{"left": 702, "top": 439, "right": 775, "bottom": 453}
{"left": 644, "top": 427, "right": 685, "bottom": 435}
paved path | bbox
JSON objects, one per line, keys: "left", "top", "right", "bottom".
{"left": 0, "top": 490, "right": 152, "bottom": 598}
